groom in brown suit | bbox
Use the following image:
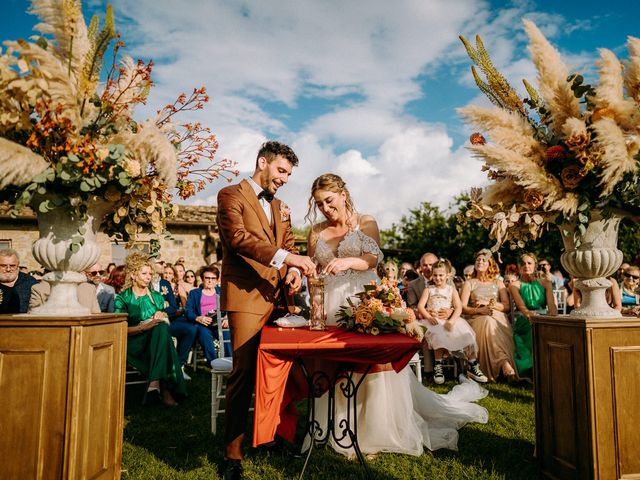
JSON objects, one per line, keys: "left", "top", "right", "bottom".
{"left": 217, "top": 141, "right": 316, "bottom": 480}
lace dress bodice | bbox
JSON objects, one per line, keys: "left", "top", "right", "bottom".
{"left": 312, "top": 226, "right": 383, "bottom": 324}
{"left": 314, "top": 228, "right": 383, "bottom": 274}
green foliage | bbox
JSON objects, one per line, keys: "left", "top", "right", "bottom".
{"left": 382, "top": 196, "right": 640, "bottom": 274}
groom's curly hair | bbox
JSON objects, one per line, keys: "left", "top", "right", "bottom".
{"left": 256, "top": 140, "right": 299, "bottom": 166}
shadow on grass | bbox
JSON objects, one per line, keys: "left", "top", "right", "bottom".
{"left": 123, "top": 369, "right": 540, "bottom": 479}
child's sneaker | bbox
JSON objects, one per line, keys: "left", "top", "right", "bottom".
{"left": 433, "top": 362, "right": 445, "bottom": 384}
{"left": 467, "top": 361, "right": 488, "bottom": 383}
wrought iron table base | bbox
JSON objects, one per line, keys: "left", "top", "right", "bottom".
{"left": 298, "top": 359, "right": 372, "bottom": 480}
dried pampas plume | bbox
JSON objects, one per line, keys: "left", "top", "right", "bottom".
{"left": 123, "top": 120, "right": 177, "bottom": 189}
{"left": 594, "top": 48, "right": 639, "bottom": 130}
{"left": 29, "top": 0, "right": 90, "bottom": 80}
{"left": 459, "top": 105, "right": 545, "bottom": 158}
{"left": 624, "top": 36, "right": 640, "bottom": 103}
{"left": 523, "top": 20, "right": 580, "bottom": 133}
{"left": 0, "top": 138, "right": 49, "bottom": 189}
{"left": 593, "top": 117, "right": 638, "bottom": 196}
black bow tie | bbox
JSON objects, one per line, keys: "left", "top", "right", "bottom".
{"left": 258, "top": 190, "right": 274, "bottom": 203}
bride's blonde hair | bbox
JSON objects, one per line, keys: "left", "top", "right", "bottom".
{"left": 305, "top": 173, "right": 356, "bottom": 226}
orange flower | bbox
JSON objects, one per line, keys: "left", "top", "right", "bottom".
{"left": 560, "top": 165, "right": 585, "bottom": 189}
{"left": 591, "top": 107, "right": 616, "bottom": 123}
{"left": 470, "top": 133, "right": 486, "bottom": 145}
{"left": 565, "top": 132, "right": 590, "bottom": 151}
{"left": 523, "top": 190, "right": 544, "bottom": 209}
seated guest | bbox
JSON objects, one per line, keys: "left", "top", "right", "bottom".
{"left": 460, "top": 249, "right": 517, "bottom": 382}
{"left": 509, "top": 253, "right": 557, "bottom": 377}
{"left": 185, "top": 266, "right": 231, "bottom": 362}
{"left": 85, "top": 263, "right": 115, "bottom": 312}
{"left": 105, "top": 265, "right": 126, "bottom": 293}
{"left": 106, "top": 263, "right": 117, "bottom": 275}
{"left": 0, "top": 248, "right": 37, "bottom": 313}
{"left": 184, "top": 269, "right": 198, "bottom": 289}
{"left": 568, "top": 275, "right": 621, "bottom": 313}
{"left": 163, "top": 263, "right": 183, "bottom": 314}
{"left": 401, "top": 269, "right": 419, "bottom": 303}
{"left": 0, "top": 283, "right": 20, "bottom": 313}
{"left": 173, "top": 263, "right": 194, "bottom": 307}
{"left": 620, "top": 266, "right": 640, "bottom": 315}
{"left": 29, "top": 280, "right": 101, "bottom": 313}
{"left": 114, "top": 252, "right": 186, "bottom": 406}
{"left": 153, "top": 259, "right": 194, "bottom": 380}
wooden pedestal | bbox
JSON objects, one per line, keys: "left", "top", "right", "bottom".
{"left": 532, "top": 315, "right": 640, "bottom": 480}
{"left": 0, "top": 314, "right": 128, "bottom": 480}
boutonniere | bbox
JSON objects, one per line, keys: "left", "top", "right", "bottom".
{"left": 161, "top": 286, "right": 169, "bottom": 296}
{"left": 280, "top": 202, "right": 291, "bottom": 222}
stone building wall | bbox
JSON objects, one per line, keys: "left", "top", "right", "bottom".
{"left": 0, "top": 205, "right": 220, "bottom": 272}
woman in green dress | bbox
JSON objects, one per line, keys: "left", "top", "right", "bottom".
{"left": 115, "top": 252, "right": 187, "bottom": 406}
{"left": 509, "top": 253, "right": 557, "bottom": 377}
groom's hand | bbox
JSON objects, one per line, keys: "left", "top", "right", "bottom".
{"left": 285, "top": 270, "right": 302, "bottom": 294}
{"left": 284, "top": 253, "right": 316, "bottom": 276}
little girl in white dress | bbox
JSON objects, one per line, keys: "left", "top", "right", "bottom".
{"left": 417, "top": 261, "right": 488, "bottom": 385}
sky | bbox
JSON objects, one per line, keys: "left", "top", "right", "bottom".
{"left": 2, "top": 0, "right": 639, "bottom": 229}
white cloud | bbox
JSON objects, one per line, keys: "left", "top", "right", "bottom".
{"left": 98, "top": 0, "right": 600, "bottom": 231}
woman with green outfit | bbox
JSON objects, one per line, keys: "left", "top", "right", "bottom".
{"left": 115, "top": 252, "right": 187, "bottom": 406}
{"left": 508, "top": 253, "right": 557, "bottom": 377}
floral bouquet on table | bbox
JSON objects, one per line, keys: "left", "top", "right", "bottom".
{"left": 336, "top": 277, "right": 426, "bottom": 341}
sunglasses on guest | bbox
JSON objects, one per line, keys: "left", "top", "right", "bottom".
{"left": 624, "top": 273, "right": 640, "bottom": 280}
{"left": 86, "top": 270, "right": 105, "bottom": 276}
{"left": 203, "top": 276, "right": 218, "bottom": 281}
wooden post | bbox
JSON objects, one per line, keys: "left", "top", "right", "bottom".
{"left": 532, "top": 315, "right": 640, "bottom": 479}
{"left": 0, "top": 314, "right": 127, "bottom": 479}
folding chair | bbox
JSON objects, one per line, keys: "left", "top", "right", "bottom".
{"left": 408, "top": 352, "right": 422, "bottom": 383}
{"left": 553, "top": 289, "right": 567, "bottom": 315}
{"left": 211, "top": 294, "right": 233, "bottom": 434}
{"left": 125, "top": 364, "right": 149, "bottom": 404}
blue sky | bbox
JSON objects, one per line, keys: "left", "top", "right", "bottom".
{"left": 2, "top": 0, "right": 638, "bottom": 228}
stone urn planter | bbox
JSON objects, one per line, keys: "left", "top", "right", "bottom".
{"left": 29, "top": 199, "right": 109, "bottom": 315}
{"left": 559, "top": 210, "right": 624, "bottom": 317}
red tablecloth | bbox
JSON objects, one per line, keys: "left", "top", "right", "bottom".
{"left": 253, "top": 325, "right": 421, "bottom": 447}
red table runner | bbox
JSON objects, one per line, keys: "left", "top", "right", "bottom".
{"left": 253, "top": 325, "right": 420, "bottom": 447}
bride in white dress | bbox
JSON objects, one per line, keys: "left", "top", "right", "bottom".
{"left": 305, "top": 173, "right": 489, "bottom": 456}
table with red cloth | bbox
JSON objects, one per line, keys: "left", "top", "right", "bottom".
{"left": 253, "top": 325, "right": 421, "bottom": 448}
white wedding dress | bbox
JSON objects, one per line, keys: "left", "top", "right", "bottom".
{"left": 308, "top": 227, "right": 489, "bottom": 456}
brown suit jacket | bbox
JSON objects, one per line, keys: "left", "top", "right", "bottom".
{"left": 217, "top": 179, "right": 297, "bottom": 315}
{"left": 406, "top": 276, "right": 428, "bottom": 309}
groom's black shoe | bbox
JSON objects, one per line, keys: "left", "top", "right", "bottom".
{"left": 222, "top": 459, "right": 243, "bottom": 480}
{"left": 258, "top": 435, "right": 301, "bottom": 459}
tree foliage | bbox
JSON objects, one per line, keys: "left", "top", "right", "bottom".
{"left": 382, "top": 196, "right": 640, "bottom": 275}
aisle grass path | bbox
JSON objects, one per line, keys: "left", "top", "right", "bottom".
{"left": 121, "top": 368, "right": 540, "bottom": 479}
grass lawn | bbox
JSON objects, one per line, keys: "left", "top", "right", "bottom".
{"left": 121, "top": 368, "right": 541, "bottom": 480}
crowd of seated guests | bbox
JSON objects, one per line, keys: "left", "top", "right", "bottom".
{"left": 4, "top": 240, "right": 640, "bottom": 395}
{"left": 386, "top": 249, "right": 640, "bottom": 385}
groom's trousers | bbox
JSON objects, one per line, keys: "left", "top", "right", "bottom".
{"left": 224, "top": 308, "right": 273, "bottom": 443}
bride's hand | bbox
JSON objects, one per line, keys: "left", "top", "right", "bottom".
{"left": 323, "top": 258, "right": 353, "bottom": 275}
